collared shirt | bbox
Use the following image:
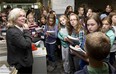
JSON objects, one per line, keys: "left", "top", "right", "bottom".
{"left": 87, "top": 62, "right": 109, "bottom": 74}
{"left": 71, "top": 29, "right": 85, "bottom": 49}
{"left": 15, "top": 25, "right": 23, "bottom": 32}
{"left": 74, "top": 62, "right": 116, "bottom": 74}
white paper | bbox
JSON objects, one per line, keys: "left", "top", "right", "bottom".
{"left": 32, "top": 31, "right": 36, "bottom": 35}
{"left": 41, "top": 36, "right": 44, "bottom": 39}
{"left": 0, "top": 64, "right": 11, "bottom": 73}
{"left": 1, "top": 32, "right": 6, "bottom": 36}
{"left": 67, "top": 35, "right": 79, "bottom": 41}
{"left": 32, "top": 47, "right": 47, "bottom": 56}
{"left": 70, "top": 45, "right": 85, "bottom": 53}
{"left": 34, "top": 41, "right": 41, "bottom": 46}
{"left": 47, "top": 31, "right": 55, "bottom": 33}
{"left": 35, "top": 27, "right": 42, "bottom": 31}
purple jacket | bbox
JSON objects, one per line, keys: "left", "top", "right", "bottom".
{"left": 44, "top": 24, "right": 58, "bottom": 43}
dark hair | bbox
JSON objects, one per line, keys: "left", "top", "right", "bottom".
{"left": 49, "top": 10, "right": 55, "bottom": 14}
{"left": 85, "top": 13, "right": 102, "bottom": 34}
{"left": 26, "top": 8, "right": 34, "bottom": 17}
{"left": 64, "top": 5, "right": 73, "bottom": 17}
{"left": 85, "top": 7, "right": 94, "bottom": 15}
{"left": 40, "top": 15, "right": 47, "bottom": 26}
{"left": 85, "top": 32, "right": 110, "bottom": 61}
{"left": 105, "top": 5, "right": 113, "bottom": 11}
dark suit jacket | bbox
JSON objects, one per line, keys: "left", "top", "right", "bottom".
{"left": 6, "top": 26, "right": 33, "bottom": 69}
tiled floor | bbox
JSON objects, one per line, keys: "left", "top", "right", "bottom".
{"left": 47, "top": 60, "right": 64, "bottom": 74}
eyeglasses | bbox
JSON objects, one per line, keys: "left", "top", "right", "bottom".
{"left": 70, "top": 19, "right": 77, "bottom": 21}
{"left": 87, "top": 23, "right": 96, "bottom": 26}
{"left": 2, "top": 15, "right": 7, "bottom": 17}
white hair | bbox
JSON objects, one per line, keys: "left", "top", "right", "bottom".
{"left": 7, "top": 8, "right": 26, "bottom": 27}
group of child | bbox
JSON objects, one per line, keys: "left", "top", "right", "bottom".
{"left": 26, "top": 5, "right": 116, "bottom": 74}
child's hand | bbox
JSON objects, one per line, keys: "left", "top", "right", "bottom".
{"left": 33, "top": 33, "right": 38, "bottom": 37}
{"left": 66, "top": 38, "right": 71, "bottom": 42}
{"left": 46, "top": 32, "right": 50, "bottom": 37}
{"left": 64, "top": 37, "right": 68, "bottom": 41}
{"left": 75, "top": 45, "right": 80, "bottom": 48}
{"left": 66, "top": 38, "right": 73, "bottom": 44}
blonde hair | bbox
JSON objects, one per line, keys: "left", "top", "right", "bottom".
{"left": 58, "top": 15, "right": 69, "bottom": 30}
{"left": 26, "top": 13, "right": 34, "bottom": 23}
{"left": 7, "top": 8, "right": 26, "bottom": 27}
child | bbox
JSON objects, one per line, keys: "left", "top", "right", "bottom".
{"left": 86, "top": 7, "right": 93, "bottom": 18}
{"left": 44, "top": 14, "right": 58, "bottom": 71}
{"left": 73, "top": 13, "right": 102, "bottom": 69}
{"left": 101, "top": 16, "right": 115, "bottom": 47}
{"left": 77, "top": 6, "right": 86, "bottom": 28}
{"left": 40, "top": 15, "right": 46, "bottom": 28}
{"left": 64, "top": 5, "right": 73, "bottom": 17}
{"left": 58, "top": 15, "right": 70, "bottom": 74}
{"left": 39, "top": 15, "right": 47, "bottom": 40}
{"left": 67, "top": 13, "right": 85, "bottom": 73}
{"left": 26, "top": 13, "right": 38, "bottom": 29}
{"left": 86, "top": 13, "right": 102, "bottom": 34}
{"left": 26, "top": 12, "right": 40, "bottom": 42}
{"left": 101, "top": 16, "right": 115, "bottom": 64}
{"left": 75, "top": 32, "right": 116, "bottom": 74}
{"left": 109, "top": 12, "right": 116, "bottom": 65}
{"left": 0, "top": 11, "right": 7, "bottom": 37}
